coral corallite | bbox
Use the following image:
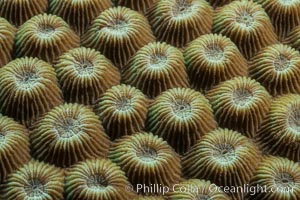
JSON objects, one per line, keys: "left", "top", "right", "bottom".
{"left": 0, "top": 0, "right": 48, "bottom": 26}
{"left": 55, "top": 47, "right": 121, "bottom": 105}
{"left": 30, "top": 103, "right": 110, "bottom": 168}
{"left": 65, "top": 158, "right": 136, "bottom": 200}
{"left": 167, "top": 179, "right": 230, "bottom": 200}
{"left": 256, "top": 94, "right": 300, "bottom": 162}
{"left": 114, "top": 0, "right": 158, "bottom": 14}
{"left": 0, "top": 57, "right": 63, "bottom": 126}
{"left": 0, "top": 115, "right": 30, "bottom": 182}
{"left": 249, "top": 44, "right": 300, "bottom": 96}
{"left": 109, "top": 132, "right": 181, "bottom": 191}
{"left": 15, "top": 13, "right": 80, "bottom": 63}
{"left": 213, "top": 0, "right": 277, "bottom": 60}
{"left": 0, "top": 18, "right": 16, "bottom": 67}
{"left": 285, "top": 25, "right": 300, "bottom": 51}
{"left": 254, "top": 0, "right": 300, "bottom": 41}
{"left": 49, "top": 0, "right": 112, "bottom": 35}
{"left": 146, "top": 0, "right": 213, "bottom": 48}
{"left": 206, "top": 77, "right": 272, "bottom": 138}
{"left": 82, "top": 6, "right": 155, "bottom": 68}
{"left": 147, "top": 88, "right": 217, "bottom": 154}
{"left": 246, "top": 156, "right": 300, "bottom": 200}
{"left": 182, "top": 128, "right": 262, "bottom": 198}
{"left": 122, "top": 42, "right": 189, "bottom": 98}
{"left": 94, "top": 84, "right": 149, "bottom": 140}
{"left": 184, "top": 34, "right": 248, "bottom": 92}
{"left": 1, "top": 160, "right": 65, "bottom": 200}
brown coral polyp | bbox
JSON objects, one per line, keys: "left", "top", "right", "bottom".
{"left": 0, "top": 57, "right": 63, "bottom": 126}
{"left": 30, "top": 103, "right": 110, "bottom": 168}
{"left": 94, "top": 84, "right": 149, "bottom": 140}
{"left": 147, "top": 0, "right": 213, "bottom": 48}
{"left": 249, "top": 44, "right": 300, "bottom": 96}
{"left": 114, "top": 0, "right": 158, "bottom": 13}
{"left": 82, "top": 6, "right": 155, "bottom": 68}
{"left": 0, "top": 0, "right": 48, "bottom": 26}
{"left": 109, "top": 132, "right": 181, "bottom": 192}
{"left": 207, "top": 76, "right": 272, "bottom": 138}
{"left": 0, "top": 18, "right": 16, "bottom": 67}
{"left": 255, "top": 94, "right": 300, "bottom": 162}
{"left": 184, "top": 34, "right": 248, "bottom": 92}
{"left": 49, "top": 0, "right": 112, "bottom": 35}
{"left": 147, "top": 88, "right": 217, "bottom": 154}
{"left": 55, "top": 47, "right": 120, "bottom": 105}
{"left": 15, "top": 13, "right": 80, "bottom": 63}
{"left": 213, "top": 0, "right": 277, "bottom": 59}
{"left": 123, "top": 42, "right": 189, "bottom": 98}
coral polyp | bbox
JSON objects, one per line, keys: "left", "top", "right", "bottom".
{"left": 0, "top": 57, "right": 63, "bottom": 126}
{"left": 114, "top": 0, "right": 158, "bottom": 13}
{"left": 167, "top": 179, "right": 230, "bottom": 200}
{"left": 213, "top": 0, "right": 277, "bottom": 59}
{"left": 254, "top": 0, "right": 300, "bottom": 41}
{"left": 285, "top": 25, "right": 300, "bottom": 51}
{"left": 0, "top": 0, "right": 48, "bottom": 26}
{"left": 256, "top": 94, "right": 300, "bottom": 162}
{"left": 184, "top": 34, "right": 248, "bottom": 92}
{"left": 147, "top": 88, "right": 217, "bottom": 154}
{"left": 82, "top": 6, "right": 155, "bottom": 68}
{"left": 55, "top": 47, "right": 120, "bottom": 105}
{"left": 0, "top": 18, "right": 16, "bottom": 67}
{"left": 65, "top": 158, "right": 136, "bottom": 200}
{"left": 94, "top": 84, "right": 149, "bottom": 140}
{"left": 1, "top": 160, "right": 65, "bottom": 200}
{"left": 0, "top": 115, "right": 30, "bottom": 182}
{"left": 123, "top": 42, "right": 189, "bottom": 98}
{"left": 182, "top": 128, "right": 262, "bottom": 198}
{"left": 207, "top": 77, "right": 272, "bottom": 138}
{"left": 246, "top": 156, "right": 300, "bottom": 200}
{"left": 49, "top": 0, "right": 112, "bottom": 35}
{"left": 30, "top": 103, "right": 110, "bottom": 167}
{"left": 249, "top": 44, "right": 300, "bottom": 96}
{"left": 147, "top": 0, "right": 213, "bottom": 48}
{"left": 109, "top": 132, "right": 181, "bottom": 190}
{"left": 15, "top": 14, "right": 80, "bottom": 63}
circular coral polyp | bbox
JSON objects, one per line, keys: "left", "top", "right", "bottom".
{"left": 249, "top": 44, "right": 300, "bottom": 96}
{"left": 109, "top": 132, "right": 181, "bottom": 191}
{"left": 147, "top": 0, "right": 213, "bottom": 48}
{"left": 0, "top": 18, "right": 16, "bottom": 67}
{"left": 15, "top": 14, "right": 80, "bottom": 63}
{"left": 213, "top": 0, "right": 277, "bottom": 59}
{"left": 49, "top": 0, "right": 112, "bottom": 35}
{"left": 184, "top": 34, "right": 248, "bottom": 92}
{"left": 0, "top": 57, "right": 63, "bottom": 126}
{"left": 65, "top": 158, "right": 136, "bottom": 200}
{"left": 285, "top": 25, "right": 300, "bottom": 51}
{"left": 147, "top": 88, "right": 217, "bottom": 154}
{"left": 167, "top": 179, "right": 231, "bottom": 200}
{"left": 254, "top": 0, "right": 300, "bottom": 41}
{"left": 123, "top": 42, "right": 189, "bottom": 98}
{"left": 256, "top": 94, "right": 300, "bottom": 162}
{"left": 0, "top": 0, "right": 48, "bottom": 26}
{"left": 114, "top": 0, "right": 158, "bottom": 13}
{"left": 182, "top": 128, "right": 262, "bottom": 198}
{"left": 246, "top": 156, "right": 300, "bottom": 200}
{"left": 207, "top": 0, "right": 234, "bottom": 8}
{"left": 94, "top": 84, "right": 149, "bottom": 140}
{"left": 82, "top": 6, "right": 155, "bottom": 68}
{"left": 1, "top": 160, "right": 64, "bottom": 200}
{"left": 207, "top": 77, "right": 271, "bottom": 138}
{"left": 30, "top": 103, "right": 110, "bottom": 167}
{"left": 0, "top": 115, "right": 30, "bottom": 182}
{"left": 55, "top": 47, "right": 120, "bottom": 105}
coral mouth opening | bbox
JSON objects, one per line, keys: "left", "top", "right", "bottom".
{"left": 196, "top": 195, "right": 210, "bottom": 200}
{"left": 173, "top": 0, "right": 192, "bottom": 17}
{"left": 213, "top": 143, "right": 236, "bottom": 163}
{"left": 38, "top": 24, "right": 55, "bottom": 37}
{"left": 275, "top": 172, "right": 295, "bottom": 188}
{"left": 137, "top": 146, "right": 157, "bottom": 162}
{"left": 16, "top": 71, "right": 39, "bottom": 89}
{"left": 75, "top": 60, "right": 93, "bottom": 75}
{"left": 87, "top": 174, "right": 108, "bottom": 190}
{"left": 236, "top": 12, "right": 254, "bottom": 27}
{"left": 274, "top": 54, "right": 291, "bottom": 72}
{"left": 149, "top": 53, "right": 168, "bottom": 68}
{"left": 172, "top": 99, "right": 192, "bottom": 118}
{"left": 56, "top": 117, "right": 81, "bottom": 138}
{"left": 288, "top": 108, "right": 300, "bottom": 132}
{"left": 204, "top": 44, "right": 224, "bottom": 62}
{"left": 24, "top": 179, "right": 45, "bottom": 197}
{"left": 107, "top": 18, "right": 127, "bottom": 32}
{"left": 279, "top": 0, "right": 297, "bottom": 6}
{"left": 233, "top": 88, "right": 253, "bottom": 106}
{"left": 115, "top": 97, "right": 132, "bottom": 111}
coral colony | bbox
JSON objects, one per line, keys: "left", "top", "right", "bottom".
{"left": 1, "top": 0, "right": 300, "bottom": 199}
